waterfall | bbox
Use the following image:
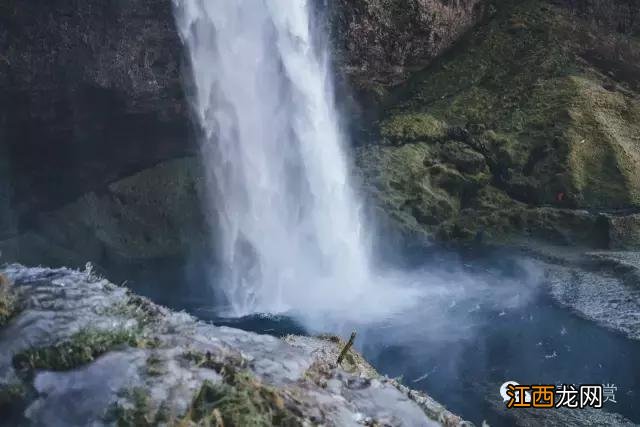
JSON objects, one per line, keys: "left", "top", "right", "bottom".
{"left": 173, "top": 0, "right": 376, "bottom": 316}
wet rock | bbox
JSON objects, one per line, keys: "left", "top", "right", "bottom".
{"left": 0, "top": 158, "right": 208, "bottom": 269}
{"left": 587, "top": 251, "right": 640, "bottom": 288}
{"left": 512, "top": 243, "right": 640, "bottom": 341}
{"left": 0, "top": 264, "right": 469, "bottom": 427}
{"left": 446, "top": 127, "right": 471, "bottom": 144}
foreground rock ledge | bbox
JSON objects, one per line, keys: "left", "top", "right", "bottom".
{"left": 0, "top": 265, "right": 469, "bottom": 427}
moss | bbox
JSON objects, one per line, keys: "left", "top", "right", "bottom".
{"left": 145, "top": 354, "right": 165, "bottom": 377}
{"left": 182, "top": 349, "right": 247, "bottom": 374}
{"left": 12, "top": 328, "right": 140, "bottom": 373}
{"left": 181, "top": 369, "right": 302, "bottom": 427}
{"left": 102, "top": 293, "right": 166, "bottom": 335}
{"left": 358, "top": 0, "right": 640, "bottom": 244}
{"left": 564, "top": 76, "right": 640, "bottom": 208}
{"left": 178, "top": 350, "right": 301, "bottom": 425}
{"left": 113, "top": 387, "right": 153, "bottom": 427}
{"left": 0, "top": 273, "right": 17, "bottom": 327}
{"left": 380, "top": 113, "right": 447, "bottom": 144}
{"left": 391, "top": 0, "right": 640, "bottom": 207}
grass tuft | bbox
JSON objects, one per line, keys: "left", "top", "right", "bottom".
{"left": 12, "top": 328, "right": 140, "bottom": 373}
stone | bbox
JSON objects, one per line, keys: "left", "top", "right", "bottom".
{"left": 0, "top": 264, "right": 469, "bottom": 426}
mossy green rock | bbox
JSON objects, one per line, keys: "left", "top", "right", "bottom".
{"left": 12, "top": 329, "right": 140, "bottom": 373}
{"left": 358, "top": 0, "right": 640, "bottom": 245}
{"left": 381, "top": 113, "right": 447, "bottom": 144}
{"left": 0, "top": 274, "right": 16, "bottom": 327}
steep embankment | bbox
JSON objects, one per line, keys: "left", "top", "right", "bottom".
{"left": 356, "top": 0, "right": 640, "bottom": 248}
{"left": 0, "top": 265, "right": 466, "bottom": 426}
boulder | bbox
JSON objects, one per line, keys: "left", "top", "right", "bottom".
{"left": 0, "top": 264, "right": 468, "bottom": 427}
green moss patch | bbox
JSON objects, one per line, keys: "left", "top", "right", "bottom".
{"left": 182, "top": 370, "right": 302, "bottom": 427}
{"left": 12, "top": 328, "right": 140, "bottom": 373}
{"left": 380, "top": 113, "right": 447, "bottom": 144}
{"left": 0, "top": 273, "right": 17, "bottom": 327}
{"left": 182, "top": 349, "right": 247, "bottom": 374}
{"left": 176, "top": 349, "right": 302, "bottom": 426}
{"left": 112, "top": 387, "right": 154, "bottom": 427}
{"left": 358, "top": 0, "right": 640, "bottom": 244}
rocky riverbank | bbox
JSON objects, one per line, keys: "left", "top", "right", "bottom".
{"left": 0, "top": 265, "right": 468, "bottom": 427}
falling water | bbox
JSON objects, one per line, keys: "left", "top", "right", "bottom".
{"left": 173, "top": 0, "right": 384, "bottom": 317}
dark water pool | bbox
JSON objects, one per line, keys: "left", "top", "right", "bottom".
{"left": 132, "top": 252, "right": 640, "bottom": 426}
{"left": 191, "top": 297, "right": 640, "bottom": 426}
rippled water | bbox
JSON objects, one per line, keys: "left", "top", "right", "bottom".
{"left": 163, "top": 252, "right": 640, "bottom": 426}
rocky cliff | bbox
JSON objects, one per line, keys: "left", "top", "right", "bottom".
{"left": 0, "top": 0, "right": 193, "bottom": 232}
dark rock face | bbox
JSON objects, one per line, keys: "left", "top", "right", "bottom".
{"left": 0, "top": 158, "right": 209, "bottom": 283}
{"left": 329, "top": 0, "right": 486, "bottom": 92}
{"left": 0, "top": 0, "right": 194, "bottom": 225}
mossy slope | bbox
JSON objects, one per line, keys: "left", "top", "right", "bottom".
{"left": 358, "top": 0, "right": 640, "bottom": 244}
{"left": 0, "top": 273, "right": 16, "bottom": 326}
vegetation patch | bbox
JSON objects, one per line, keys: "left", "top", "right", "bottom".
{"left": 380, "top": 113, "right": 447, "bottom": 144}
{"left": 111, "top": 387, "right": 153, "bottom": 427}
{"left": 358, "top": 0, "right": 640, "bottom": 244}
{"left": 182, "top": 349, "right": 247, "bottom": 374}
{"left": 180, "top": 369, "right": 303, "bottom": 427}
{"left": 177, "top": 349, "right": 303, "bottom": 426}
{"left": 0, "top": 273, "right": 17, "bottom": 327}
{"left": 12, "top": 328, "right": 141, "bottom": 373}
